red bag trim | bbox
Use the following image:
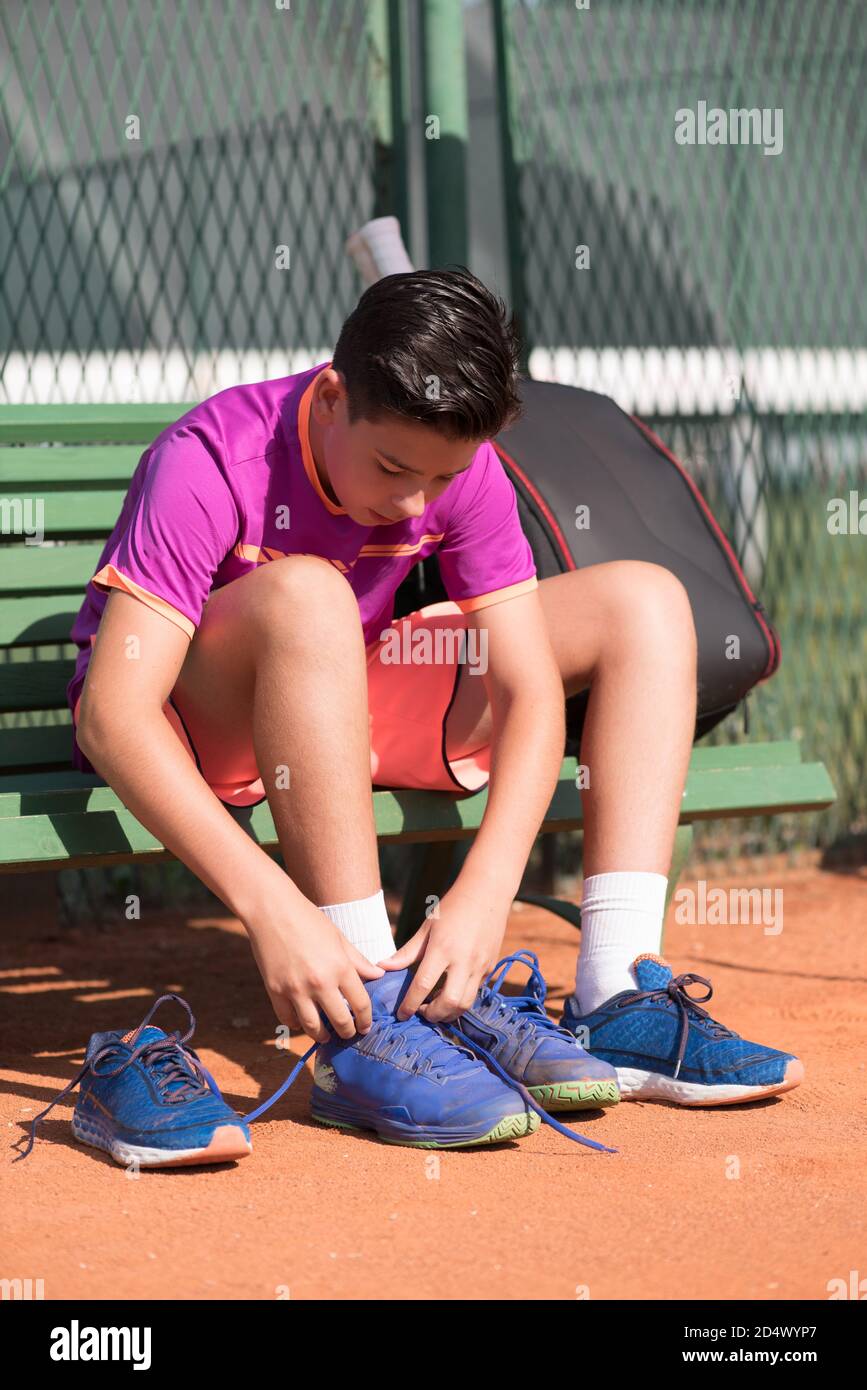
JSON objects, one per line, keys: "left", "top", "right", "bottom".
{"left": 629, "top": 415, "right": 781, "bottom": 681}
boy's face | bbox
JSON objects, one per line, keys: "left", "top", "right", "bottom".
{"left": 308, "top": 368, "right": 480, "bottom": 525}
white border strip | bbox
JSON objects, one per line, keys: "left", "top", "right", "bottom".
{"left": 528, "top": 347, "right": 867, "bottom": 416}
{"left": 0, "top": 350, "right": 333, "bottom": 407}
{"left": 1, "top": 347, "right": 865, "bottom": 415}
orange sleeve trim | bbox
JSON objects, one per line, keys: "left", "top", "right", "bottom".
{"left": 298, "top": 363, "right": 347, "bottom": 516}
{"left": 358, "top": 533, "right": 445, "bottom": 558}
{"left": 232, "top": 541, "right": 350, "bottom": 573}
{"left": 90, "top": 564, "right": 196, "bottom": 639}
{"left": 452, "top": 575, "right": 539, "bottom": 615}
{"left": 233, "top": 541, "right": 289, "bottom": 564}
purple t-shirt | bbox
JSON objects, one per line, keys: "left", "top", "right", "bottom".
{"left": 67, "top": 362, "right": 537, "bottom": 770}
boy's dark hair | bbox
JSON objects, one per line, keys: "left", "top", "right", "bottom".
{"left": 332, "top": 266, "right": 524, "bottom": 441}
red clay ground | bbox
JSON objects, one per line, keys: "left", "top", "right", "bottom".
{"left": 2, "top": 862, "right": 865, "bottom": 1301}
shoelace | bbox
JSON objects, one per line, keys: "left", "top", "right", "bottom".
{"left": 244, "top": 1012, "right": 476, "bottom": 1122}
{"left": 624, "top": 972, "right": 735, "bottom": 1079}
{"left": 440, "top": 1021, "right": 616, "bottom": 1152}
{"left": 353, "top": 1013, "right": 481, "bottom": 1078}
{"left": 476, "top": 948, "right": 576, "bottom": 1042}
{"left": 245, "top": 1028, "right": 616, "bottom": 1153}
{"left": 13, "top": 994, "right": 219, "bottom": 1163}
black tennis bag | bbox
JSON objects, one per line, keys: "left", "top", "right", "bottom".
{"left": 393, "top": 378, "right": 781, "bottom": 752}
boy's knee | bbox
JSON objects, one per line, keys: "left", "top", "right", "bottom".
{"left": 609, "top": 562, "right": 696, "bottom": 645}
{"left": 252, "top": 552, "right": 360, "bottom": 631}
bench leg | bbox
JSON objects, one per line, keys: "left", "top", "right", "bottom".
{"left": 662, "top": 824, "right": 693, "bottom": 954}
{"left": 514, "top": 823, "right": 693, "bottom": 957}
{"left": 512, "top": 888, "right": 583, "bottom": 931}
{"left": 394, "top": 841, "right": 459, "bottom": 948}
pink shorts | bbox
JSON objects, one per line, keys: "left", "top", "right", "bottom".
{"left": 72, "top": 599, "right": 491, "bottom": 808}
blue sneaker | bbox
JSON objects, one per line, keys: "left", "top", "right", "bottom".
{"left": 453, "top": 949, "right": 620, "bottom": 1110}
{"left": 310, "top": 968, "right": 541, "bottom": 1148}
{"left": 560, "top": 954, "right": 804, "bottom": 1106}
{"left": 14, "top": 994, "right": 252, "bottom": 1167}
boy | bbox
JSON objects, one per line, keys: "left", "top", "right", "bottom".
{"left": 28, "top": 269, "right": 801, "bottom": 1167}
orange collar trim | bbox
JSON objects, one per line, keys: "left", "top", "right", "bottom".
{"left": 298, "top": 362, "right": 346, "bottom": 516}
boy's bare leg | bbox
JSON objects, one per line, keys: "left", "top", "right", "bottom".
{"left": 445, "top": 560, "right": 698, "bottom": 880}
{"left": 171, "top": 553, "right": 382, "bottom": 906}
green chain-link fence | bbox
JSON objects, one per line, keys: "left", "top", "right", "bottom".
{"left": 1, "top": 0, "right": 408, "bottom": 402}
{"left": 494, "top": 0, "right": 866, "bottom": 861}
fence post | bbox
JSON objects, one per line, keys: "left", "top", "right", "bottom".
{"left": 420, "top": 0, "right": 468, "bottom": 268}
{"left": 492, "top": 0, "right": 529, "bottom": 372}
{"left": 367, "top": 0, "right": 410, "bottom": 239}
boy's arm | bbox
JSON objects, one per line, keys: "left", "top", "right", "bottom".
{"left": 76, "top": 590, "right": 379, "bottom": 1040}
{"left": 77, "top": 592, "right": 284, "bottom": 922}
{"left": 393, "top": 588, "right": 566, "bottom": 1021}
{"left": 458, "top": 588, "right": 566, "bottom": 902}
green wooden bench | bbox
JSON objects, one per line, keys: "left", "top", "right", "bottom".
{"left": 0, "top": 406, "right": 838, "bottom": 948}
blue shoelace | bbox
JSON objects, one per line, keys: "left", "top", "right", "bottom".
{"left": 619, "top": 971, "right": 735, "bottom": 1079}
{"left": 13, "top": 994, "right": 219, "bottom": 1163}
{"left": 350, "top": 1012, "right": 480, "bottom": 1078}
{"left": 472, "top": 947, "right": 581, "bottom": 1043}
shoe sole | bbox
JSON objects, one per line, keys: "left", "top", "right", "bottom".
{"left": 72, "top": 1113, "right": 252, "bottom": 1167}
{"left": 311, "top": 1100, "right": 540, "bottom": 1149}
{"left": 528, "top": 1078, "right": 620, "bottom": 1110}
{"left": 614, "top": 1058, "right": 804, "bottom": 1106}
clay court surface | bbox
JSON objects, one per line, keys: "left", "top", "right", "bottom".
{"left": 3, "top": 860, "right": 865, "bottom": 1301}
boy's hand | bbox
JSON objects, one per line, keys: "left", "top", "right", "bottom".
{"left": 246, "top": 901, "right": 384, "bottom": 1043}
{"left": 378, "top": 880, "right": 510, "bottom": 1023}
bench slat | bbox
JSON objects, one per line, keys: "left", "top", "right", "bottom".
{"left": 0, "top": 658, "right": 74, "bottom": 713}
{"left": 684, "top": 741, "right": 803, "bottom": 769}
{"left": 0, "top": 597, "right": 79, "bottom": 648}
{"left": 0, "top": 760, "right": 837, "bottom": 868}
{"left": 0, "top": 770, "right": 103, "bottom": 794}
{"left": 0, "top": 446, "right": 141, "bottom": 486}
{"left": 0, "top": 404, "right": 193, "bottom": 445}
{"left": 0, "top": 490, "right": 125, "bottom": 539}
{"left": 0, "top": 725, "right": 74, "bottom": 770}
{"left": 0, "top": 543, "right": 103, "bottom": 595}
{"left": 0, "top": 724, "right": 811, "bottom": 779}
{"left": 680, "top": 762, "right": 836, "bottom": 816}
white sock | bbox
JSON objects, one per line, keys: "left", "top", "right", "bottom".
{"left": 318, "top": 888, "right": 394, "bottom": 965}
{"left": 574, "top": 871, "right": 669, "bottom": 1014}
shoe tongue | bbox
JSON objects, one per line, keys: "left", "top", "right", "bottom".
{"left": 91, "top": 1024, "right": 207, "bottom": 1099}
{"left": 513, "top": 969, "right": 545, "bottom": 1006}
{"left": 85, "top": 1025, "right": 168, "bottom": 1062}
{"left": 365, "top": 970, "right": 481, "bottom": 1069}
{"left": 121, "top": 1025, "right": 170, "bottom": 1048}
{"left": 632, "top": 954, "right": 673, "bottom": 991}
{"left": 487, "top": 952, "right": 546, "bottom": 1009}
{"left": 367, "top": 968, "right": 413, "bottom": 1018}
